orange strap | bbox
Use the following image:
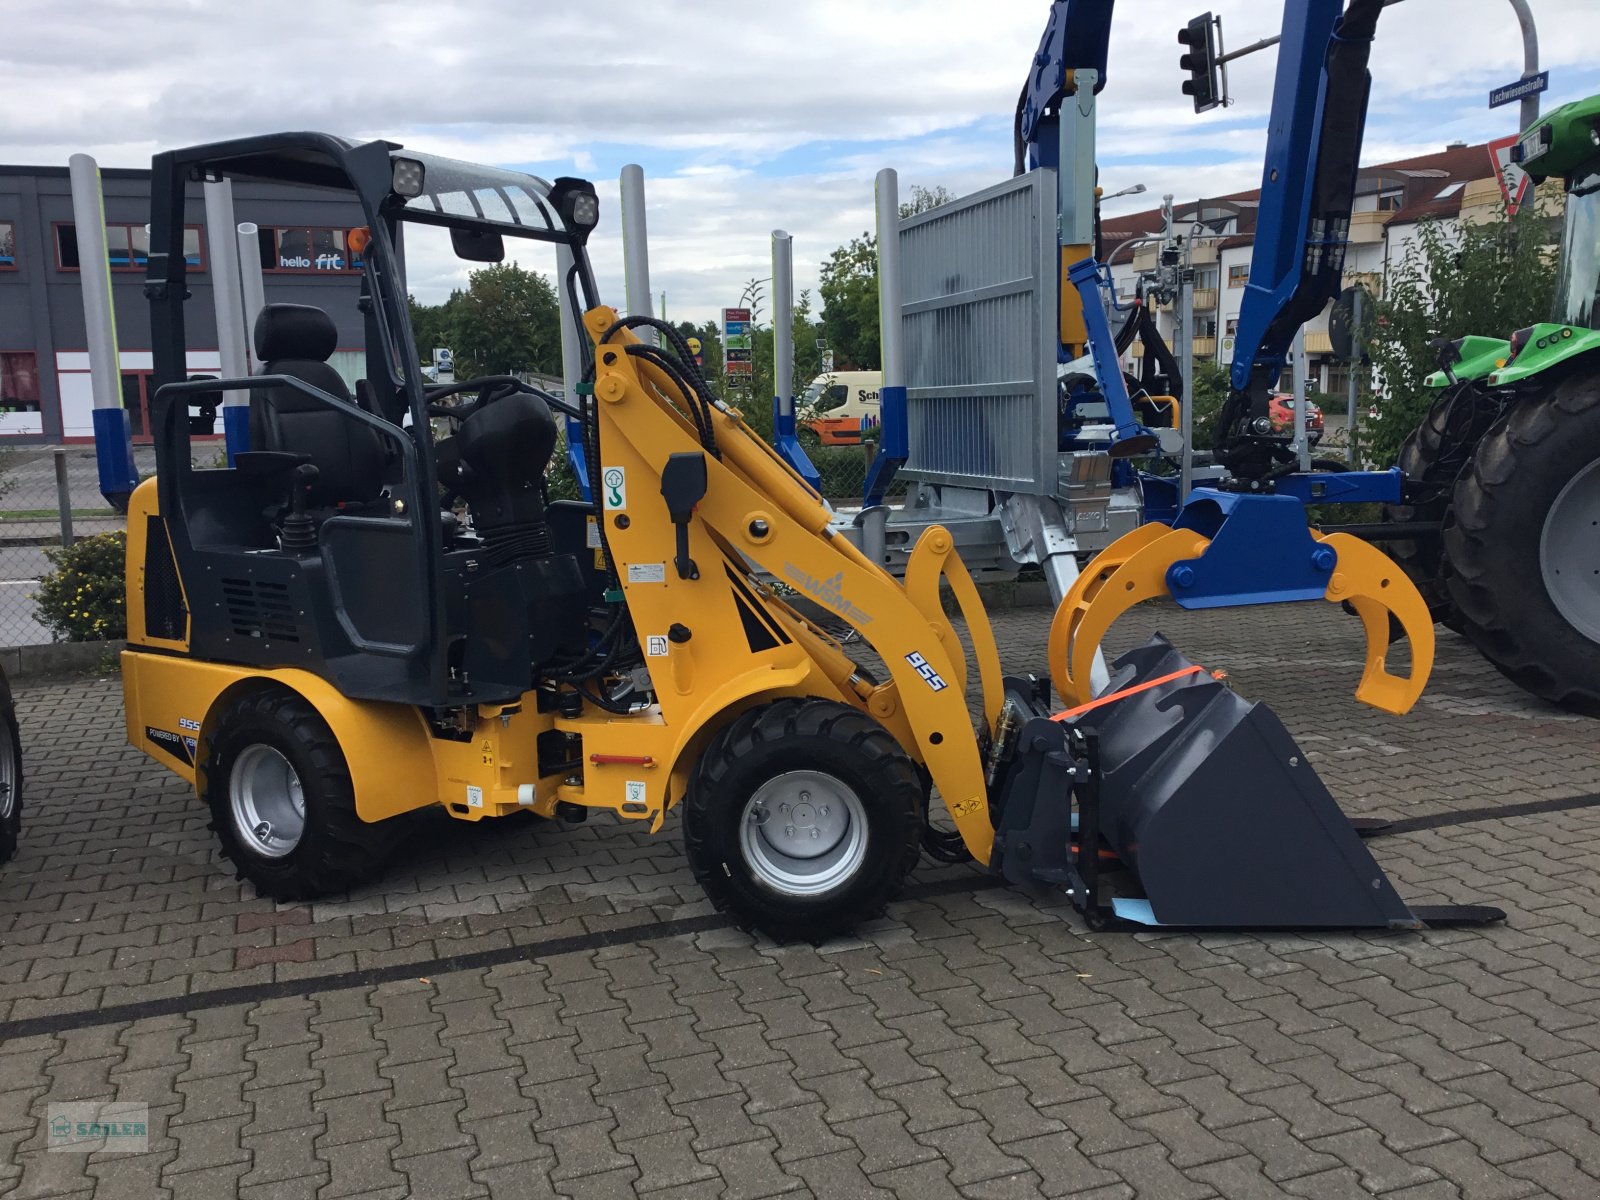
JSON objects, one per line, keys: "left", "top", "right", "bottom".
{"left": 1050, "top": 664, "right": 1207, "bottom": 723}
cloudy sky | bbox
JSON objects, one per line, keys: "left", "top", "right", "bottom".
{"left": 8, "top": 0, "right": 1599, "bottom": 324}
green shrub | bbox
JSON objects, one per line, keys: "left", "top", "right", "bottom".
{"left": 34, "top": 531, "right": 127, "bottom": 642}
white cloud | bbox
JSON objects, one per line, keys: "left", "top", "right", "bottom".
{"left": 8, "top": 0, "right": 1598, "bottom": 323}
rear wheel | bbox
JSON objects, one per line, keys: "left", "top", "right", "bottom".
{"left": 1444, "top": 372, "right": 1600, "bottom": 711}
{"left": 1385, "top": 381, "right": 1502, "bottom": 626}
{"left": 0, "top": 675, "right": 21, "bottom": 867}
{"left": 684, "top": 699, "right": 922, "bottom": 942}
{"left": 204, "top": 689, "right": 398, "bottom": 899}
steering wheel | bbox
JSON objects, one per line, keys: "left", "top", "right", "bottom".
{"left": 425, "top": 375, "right": 525, "bottom": 423}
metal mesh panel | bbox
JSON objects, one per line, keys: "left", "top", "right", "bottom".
{"left": 898, "top": 173, "right": 1057, "bottom": 492}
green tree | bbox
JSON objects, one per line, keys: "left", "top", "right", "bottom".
{"left": 1361, "top": 200, "right": 1560, "bottom": 465}
{"left": 818, "top": 184, "right": 954, "bottom": 371}
{"left": 430, "top": 263, "right": 562, "bottom": 378}
{"left": 407, "top": 292, "right": 462, "bottom": 364}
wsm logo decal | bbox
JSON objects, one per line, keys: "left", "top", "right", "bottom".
{"left": 782, "top": 565, "right": 873, "bottom": 625}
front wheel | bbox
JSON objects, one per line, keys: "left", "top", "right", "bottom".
{"left": 204, "top": 689, "right": 398, "bottom": 899}
{"left": 683, "top": 699, "right": 923, "bottom": 942}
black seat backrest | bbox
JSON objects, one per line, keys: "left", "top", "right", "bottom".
{"left": 249, "top": 304, "right": 386, "bottom": 507}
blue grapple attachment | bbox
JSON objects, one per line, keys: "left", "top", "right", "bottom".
{"left": 990, "top": 636, "right": 1504, "bottom": 930}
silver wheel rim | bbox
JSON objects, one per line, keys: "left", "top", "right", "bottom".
{"left": 0, "top": 722, "right": 14, "bottom": 821}
{"left": 1540, "top": 457, "right": 1600, "bottom": 644}
{"left": 229, "top": 744, "right": 306, "bottom": 859}
{"left": 739, "top": 769, "right": 869, "bottom": 897}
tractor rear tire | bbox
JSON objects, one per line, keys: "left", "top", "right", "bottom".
{"left": 1443, "top": 373, "right": 1600, "bottom": 712}
{"left": 204, "top": 689, "right": 398, "bottom": 900}
{"left": 684, "top": 698, "right": 922, "bottom": 943}
{"left": 0, "top": 673, "right": 21, "bottom": 867}
{"left": 1386, "top": 381, "right": 1501, "bottom": 627}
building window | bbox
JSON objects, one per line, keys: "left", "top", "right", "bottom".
{"left": 1377, "top": 192, "right": 1404, "bottom": 212}
{"left": 1225, "top": 318, "right": 1239, "bottom": 336}
{"left": 0, "top": 352, "right": 42, "bottom": 434}
{"left": 257, "top": 227, "right": 366, "bottom": 273}
{"left": 1196, "top": 317, "right": 1218, "bottom": 339}
{"left": 1227, "top": 264, "right": 1250, "bottom": 288}
{"left": 56, "top": 223, "right": 204, "bottom": 272}
{"left": 0, "top": 221, "right": 15, "bottom": 269}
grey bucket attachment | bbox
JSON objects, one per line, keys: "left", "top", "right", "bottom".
{"left": 991, "top": 635, "right": 1504, "bottom": 931}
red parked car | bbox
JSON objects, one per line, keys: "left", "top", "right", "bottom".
{"left": 1269, "top": 393, "right": 1324, "bottom": 443}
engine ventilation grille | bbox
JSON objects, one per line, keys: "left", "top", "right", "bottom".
{"left": 221, "top": 578, "right": 300, "bottom": 643}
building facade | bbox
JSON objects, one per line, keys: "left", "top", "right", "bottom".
{"left": 1103, "top": 140, "right": 1519, "bottom": 396}
{"left": 0, "top": 165, "right": 370, "bottom": 444}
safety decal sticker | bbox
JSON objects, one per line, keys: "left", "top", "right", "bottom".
{"left": 146, "top": 727, "right": 196, "bottom": 767}
{"left": 585, "top": 516, "right": 601, "bottom": 549}
{"left": 646, "top": 635, "right": 669, "bottom": 657}
{"left": 905, "top": 651, "right": 948, "bottom": 692}
{"left": 467, "top": 785, "right": 484, "bottom": 809}
{"left": 624, "top": 781, "right": 648, "bottom": 809}
{"left": 602, "top": 467, "right": 627, "bottom": 510}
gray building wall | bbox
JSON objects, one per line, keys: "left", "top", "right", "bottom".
{"left": 0, "top": 165, "right": 370, "bottom": 443}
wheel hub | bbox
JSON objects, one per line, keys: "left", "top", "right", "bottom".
{"left": 229, "top": 744, "right": 306, "bottom": 859}
{"left": 741, "top": 770, "right": 867, "bottom": 896}
{"left": 1540, "top": 457, "right": 1600, "bottom": 644}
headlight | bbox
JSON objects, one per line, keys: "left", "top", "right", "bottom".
{"left": 391, "top": 157, "right": 426, "bottom": 198}
{"left": 549, "top": 177, "right": 600, "bottom": 239}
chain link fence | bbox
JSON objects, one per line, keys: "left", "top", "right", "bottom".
{"left": 0, "top": 445, "right": 149, "bottom": 650}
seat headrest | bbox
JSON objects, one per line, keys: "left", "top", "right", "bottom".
{"left": 254, "top": 303, "right": 338, "bottom": 364}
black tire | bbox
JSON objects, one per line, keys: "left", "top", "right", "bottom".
{"left": 204, "top": 689, "right": 397, "bottom": 900}
{"left": 0, "top": 673, "right": 21, "bottom": 868}
{"left": 683, "top": 698, "right": 923, "bottom": 942}
{"left": 1443, "top": 373, "right": 1600, "bottom": 712}
{"left": 1385, "top": 381, "right": 1503, "bottom": 626}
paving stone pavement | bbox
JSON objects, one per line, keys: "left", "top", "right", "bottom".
{"left": 1, "top": 601, "right": 1598, "bottom": 1198}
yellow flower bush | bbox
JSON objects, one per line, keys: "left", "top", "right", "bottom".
{"left": 35, "top": 531, "right": 127, "bottom": 642}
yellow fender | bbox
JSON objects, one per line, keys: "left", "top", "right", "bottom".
{"left": 1047, "top": 524, "right": 1436, "bottom": 716}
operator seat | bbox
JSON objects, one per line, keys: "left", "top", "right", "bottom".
{"left": 249, "top": 304, "right": 386, "bottom": 507}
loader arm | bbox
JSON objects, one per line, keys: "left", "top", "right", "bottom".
{"left": 577, "top": 308, "right": 1005, "bottom": 862}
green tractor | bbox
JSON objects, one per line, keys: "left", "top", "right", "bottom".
{"left": 1390, "top": 93, "right": 1600, "bottom": 710}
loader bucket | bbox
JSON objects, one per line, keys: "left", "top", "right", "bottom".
{"left": 992, "top": 636, "right": 1504, "bottom": 931}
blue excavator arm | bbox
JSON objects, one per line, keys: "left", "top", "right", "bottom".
{"left": 1215, "top": 0, "right": 1386, "bottom": 479}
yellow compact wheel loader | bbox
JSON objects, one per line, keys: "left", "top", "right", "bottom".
{"left": 122, "top": 134, "right": 1500, "bottom": 938}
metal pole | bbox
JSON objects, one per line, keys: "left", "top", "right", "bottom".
{"left": 67, "top": 153, "right": 138, "bottom": 504}
{"left": 619, "top": 164, "right": 654, "bottom": 344}
{"left": 1347, "top": 287, "right": 1363, "bottom": 464}
{"left": 53, "top": 448, "right": 74, "bottom": 547}
{"left": 1507, "top": 0, "right": 1541, "bottom": 130}
{"left": 862, "top": 168, "right": 908, "bottom": 507}
{"left": 1291, "top": 326, "right": 1310, "bottom": 472}
{"left": 875, "top": 171, "right": 905, "bottom": 390}
{"left": 555, "top": 242, "right": 590, "bottom": 502}
{"left": 1176, "top": 283, "right": 1194, "bottom": 502}
{"left": 236, "top": 222, "right": 267, "bottom": 369}
{"left": 772, "top": 231, "right": 794, "bottom": 422}
{"left": 203, "top": 182, "right": 248, "bottom": 381}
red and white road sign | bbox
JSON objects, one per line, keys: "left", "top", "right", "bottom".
{"left": 1488, "top": 135, "right": 1531, "bottom": 216}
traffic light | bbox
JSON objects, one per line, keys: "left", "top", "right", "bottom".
{"left": 1179, "top": 13, "right": 1222, "bottom": 114}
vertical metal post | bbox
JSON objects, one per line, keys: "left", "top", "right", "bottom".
{"left": 1173, "top": 198, "right": 1195, "bottom": 503}
{"left": 863, "top": 168, "right": 908, "bottom": 507}
{"left": 53, "top": 448, "right": 74, "bottom": 547}
{"left": 619, "top": 164, "right": 655, "bottom": 344}
{"left": 1347, "top": 287, "right": 1363, "bottom": 465}
{"left": 236, "top": 222, "right": 267, "bottom": 369}
{"left": 555, "top": 242, "right": 590, "bottom": 502}
{"left": 770, "top": 231, "right": 820, "bottom": 491}
{"left": 1507, "top": 0, "right": 1541, "bottom": 131}
{"left": 67, "top": 153, "right": 138, "bottom": 505}
{"left": 1291, "top": 325, "right": 1310, "bottom": 472}
{"left": 204, "top": 181, "right": 250, "bottom": 462}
